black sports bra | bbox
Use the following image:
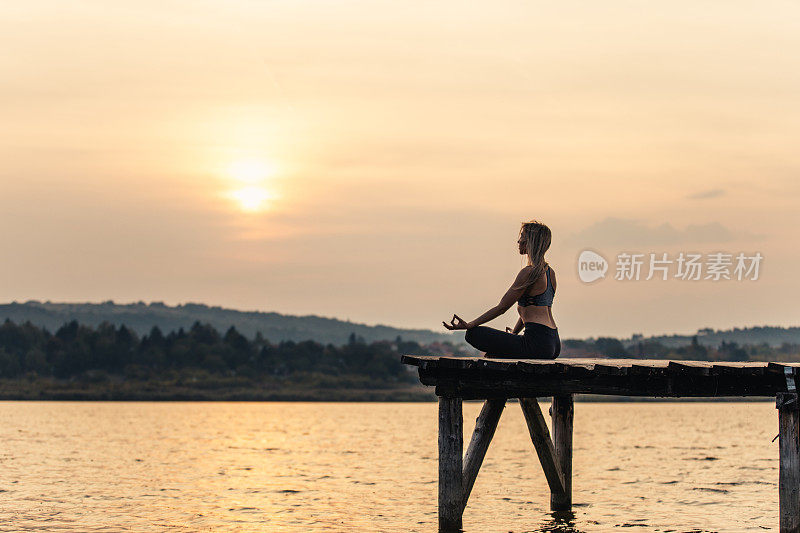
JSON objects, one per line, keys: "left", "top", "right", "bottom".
{"left": 517, "top": 266, "right": 555, "bottom": 307}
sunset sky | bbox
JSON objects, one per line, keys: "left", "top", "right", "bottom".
{"left": 2, "top": 1, "right": 798, "bottom": 338}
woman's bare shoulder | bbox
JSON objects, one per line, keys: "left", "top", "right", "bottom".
{"left": 513, "top": 266, "right": 533, "bottom": 280}
{"left": 510, "top": 266, "right": 535, "bottom": 289}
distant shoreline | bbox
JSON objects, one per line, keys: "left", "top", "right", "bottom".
{"left": 0, "top": 379, "right": 436, "bottom": 402}
{"left": 0, "top": 379, "right": 773, "bottom": 402}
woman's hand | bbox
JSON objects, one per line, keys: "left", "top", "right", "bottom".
{"left": 443, "top": 314, "right": 471, "bottom": 330}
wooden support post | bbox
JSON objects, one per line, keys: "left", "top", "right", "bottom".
{"left": 519, "top": 398, "right": 566, "bottom": 499}
{"left": 439, "top": 396, "right": 463, "bottom": 532}
{"left": 778, "top": 392, "right": 800, "bottom": 533}
{"left": 550, "top": 394, "right": 574, "bottom": 511}
{"left": 462, "top": 398, "right": 506, "bottom": 512}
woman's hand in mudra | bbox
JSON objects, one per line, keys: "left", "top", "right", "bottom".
{"left": 443, "top": 314, "right": 471, "bottom": 330}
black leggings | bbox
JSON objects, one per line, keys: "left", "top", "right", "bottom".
{"left": 464, "top": 322, "right": 561, "bottom": 359}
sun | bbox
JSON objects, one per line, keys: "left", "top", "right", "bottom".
{"left": 229, "top": 186, "right": 271, "bottom": 212}
{"left": 224, "top": 158, "right": 277, "bottom": 213}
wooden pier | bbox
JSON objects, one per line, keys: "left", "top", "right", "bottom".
{"left": 401, "top": 355, "right": 800, "bottom": 533}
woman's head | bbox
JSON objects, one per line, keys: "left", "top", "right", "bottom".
{"left": 518, "top": 220, "right": 551, "bottom": 262}
{"left": 513, "top": 220, "right": 551, "bottom": 290}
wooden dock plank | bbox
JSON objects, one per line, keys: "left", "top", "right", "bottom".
{"left": 400, "top": 355, "right": 754, "bottom": 369}
{"left": 476, "top": 358, "right": 520, "bottom": 372}
{"left": 404, "top": 355, "right": 793, "bottom": 399}
{"left": 711, "top": 362, "right": 767, "bottom": 377}
{"left": 668, "top": 361, "right": 712, "bottom": 376}
{"left": 403, "top": 355, "right": 782, "bottom": 372}
{"left": 517, "top": 360, "right": 562, "bottom": 375}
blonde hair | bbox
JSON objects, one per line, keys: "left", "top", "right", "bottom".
{"left": 511, "top": 220, "right": 552, "bottom": 291}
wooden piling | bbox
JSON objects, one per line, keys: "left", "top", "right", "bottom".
{"left": 550, "top": 394, "right": 574, "bottom": 511}
{"left": 778, "top": 392, "right": 800, "bottom": 533}
{"left": 519, "top": 398, "right": 566, "bottom": 499}
{"left": 462, "top": 398, "right": 506, "bottom": 512}
{"left": 438, "top": 396, "right": 463, "bottom": 532}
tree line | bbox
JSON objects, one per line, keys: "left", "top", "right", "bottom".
{"left": 3, "top": 318, "right": 798, "bottom": 383}
{"left": 564, "top": 335, "right": 800, "bottom": 361}
{"left": 0, "top": 319, "right": 459, "bottom": 382}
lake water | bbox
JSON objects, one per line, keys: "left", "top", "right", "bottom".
{"left": 0, "top": 401, "right": 781, "bottom": 532}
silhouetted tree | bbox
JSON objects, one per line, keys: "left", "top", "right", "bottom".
{"left": 594, "top": 337, "right": 628, "bottom": 357}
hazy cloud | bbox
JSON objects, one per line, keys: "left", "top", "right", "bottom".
{"left": 687, "top": 188, "right": 726, "bottom": 200}
{"left": 564, "top": 217, "right": 763, "bottom": 248}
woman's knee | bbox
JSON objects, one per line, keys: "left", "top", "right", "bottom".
{"left": 465, "top": 325, "right": 488, "bottom": 346}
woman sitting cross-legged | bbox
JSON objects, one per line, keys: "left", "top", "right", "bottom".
{"left": 442, "top": 219, "right": 561, "bottom": 359}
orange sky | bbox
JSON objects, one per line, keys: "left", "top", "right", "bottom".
{"left": 1, "top": 1, "right": 798, "bottom": 338}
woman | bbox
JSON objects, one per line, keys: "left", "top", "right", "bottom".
{"left": 442, "top": 220, "right": 561, "bottom": 359}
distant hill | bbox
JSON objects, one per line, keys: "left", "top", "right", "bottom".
{"left": 623, "top": 326, "right": 800, "bottom": 349}
{"left": 0, "top": 301, "right": 461, "bottom": 346}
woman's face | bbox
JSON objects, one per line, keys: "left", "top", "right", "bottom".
{"left": 518, "top": 233, "right": 527, "bottom": 255}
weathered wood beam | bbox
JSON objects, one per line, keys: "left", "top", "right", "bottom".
{"left": 462, "top": 398, "right": 506, "bottom": 512}
{"left": 778, "top": 392, "right": 800, "bottom": 533}
{"left": 550, "top": 394, "right": 574, "bottom": 511}
{"left": 519, "top": 398, "right": 566, "bottom": 498}
{"left": 423, "top": 368, "right": 787, "bottom": 399}
{"left": 438, "top": 396, "right": 463, "bottom": 532}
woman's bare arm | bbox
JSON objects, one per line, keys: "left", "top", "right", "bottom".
{"left": 466, "top": 268, "right": 530, "bottom": 328}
